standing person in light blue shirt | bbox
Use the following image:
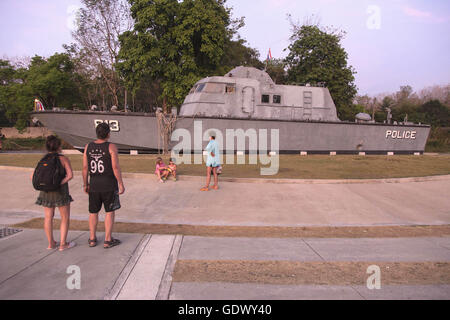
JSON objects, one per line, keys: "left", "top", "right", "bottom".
{"left": 201, "top": 135, "right": 221, "bottom": 191}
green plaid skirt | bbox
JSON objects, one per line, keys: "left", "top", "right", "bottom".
{"left": 36, "top": 183, "right": 73, "bottom": 208}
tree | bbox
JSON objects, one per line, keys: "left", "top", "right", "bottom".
{"left": 71, "top": 0, "right": 133, "bottom": 109}
{"left": 380, "top": 96, "right": 394, "bottom": 113}
{"left": 0, "top": 55, "right": 83, "bottom": 130}
{"left": 0, "top": 59, "right": 16, "bottom": 85}
{"left": 395, "top": 85, "right": 413, "bottom": 103}
{"left": 340, "top": 104, "right": 365, "bottom": 122}
{"left": 0, "top": 60, "right": 27, "bottom": 128}
{"left": 26, "top": 54, "right": 82, "bottom": 110}
{"left": 118, "top": 0, "right": 238, "bottom": 112}
{"left": 265, "top": 59, "right": 287, "bottom": 85}
{"left": 284, "top": 24, "right": 357, "bottom": 120}
{"left": 217, "top": 38, "right": 264, "bottom": 75}
{"left": 355, "top": 95, "right": 371, "bottom": 110}
{"left": 417, "top": 100, "right": 450, "bottom": 127}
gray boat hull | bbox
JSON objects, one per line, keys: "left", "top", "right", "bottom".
{"left": 31, "top": 111, "right": 431, "bottom": 154}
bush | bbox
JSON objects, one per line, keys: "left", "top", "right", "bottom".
{"left": 426, "top": 127, "right": 450, "bottom": 153}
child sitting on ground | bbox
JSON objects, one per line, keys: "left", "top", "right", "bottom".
{"left": 155, "top": 157, "right": 169, "bottom": 183}
{"left": 167, "top": 158, "right": 177, "bottom": 181}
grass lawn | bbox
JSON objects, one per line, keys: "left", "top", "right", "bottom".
{"left": 1, "top": 153, "right": 450, "bottom": 179}
{"left": 1, "top": 137, "right": 46, "bottom": 151}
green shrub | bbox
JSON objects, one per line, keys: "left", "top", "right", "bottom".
{"left": 426, "top": 127, "right": 450, "bottom": 153}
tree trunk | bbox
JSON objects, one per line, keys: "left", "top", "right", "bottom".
{"left": 124, "top": 88, "right": 128, "bottom": 111}
{"left": 163, "top": 96, "right": 169, "bottom": 114}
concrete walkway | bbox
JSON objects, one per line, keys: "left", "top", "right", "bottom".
{"left": 0, "top": 229, "right": 449, "bottom": 300}
{"left": 1, "top": 166, "right": 449, "bottom": 300}
{"left": 0, "top": 167, "right": 449, "bottom": 227}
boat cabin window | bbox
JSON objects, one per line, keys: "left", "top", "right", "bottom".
{"left": 196, "top": 83, "right": 223, "bottom": 94}
{"left": 273, "top": 95, "right": 281, "bottom": 104}
{"left": 225, "top": 84, "right": 236, "bottom": 93}
{"left": 189, "top": 85, "right": 197, "bottom": 94}
{"left": 303, "top": 91, "right": 312, "bottom": 108}
{"left": 195, "top": 83, "right": 206, "bottom": 93}
{"left": 261, "top": 95, "right": 270, "bottom": 103}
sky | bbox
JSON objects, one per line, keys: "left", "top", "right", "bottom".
{"left": 0, "top": 0, "right": 449, "bottom": 96}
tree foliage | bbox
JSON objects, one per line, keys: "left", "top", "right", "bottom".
{"left": 71, "top": 0, "right": 133, "bottom": 108}
{"left": 118, "top": 0, "right": 241, "bottom": 111}
{"left": 2, "top": 1, "right": 448, "bottom": 133}
{"left": 26, "top": 54, "right": 82, "bottom": 110}
{"left": 417, "top": 100, "right": 449, "bottom": 127}
{"left": 217, "top": 38, "right": 264, "bottom": 75}
{"left": 355, "top": 85, "right": 450, "bottom": 127}
{"left": 0, "top": 54, "right": 83, "bottom": 130}
{"left": 284, "top": 24, "right": 357, "bottom": 120}
{"left": 265, "top": 59, "right": 287, "bottom": 85}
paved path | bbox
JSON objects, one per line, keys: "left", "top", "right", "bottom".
{"left": 0, "top": 229, "right": 449, "bottom": 300}
{"left": 1, "top": 166, "right": 449, "bottom": 300}
{"left": 0, "top": 167, "right": 449, "bottom": 227}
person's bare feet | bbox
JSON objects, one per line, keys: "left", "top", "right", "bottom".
{"left": 212, "top": 185, "right": 219, "bottom": 190}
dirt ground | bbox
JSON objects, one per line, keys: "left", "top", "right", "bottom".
{"left": 13, "top": 218, "right": 450, "bottom": 239}
{"left": 173, "top": 261, "right": 450, "bottom": 285}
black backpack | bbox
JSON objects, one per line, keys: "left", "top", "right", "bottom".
{"left": 32, "top": 153, "right": 66, "bottom": 192}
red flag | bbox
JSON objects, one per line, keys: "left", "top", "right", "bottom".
{"left": 267, "top": 48, "right": 273, "bottom": 61}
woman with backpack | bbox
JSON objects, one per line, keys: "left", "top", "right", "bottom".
{"left": 34, "top": 135, "right": 76, "bottom": 251}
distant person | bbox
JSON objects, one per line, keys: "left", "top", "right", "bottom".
{"left": 167, "top": 158, "right": 178, "bottom": 181}
{"left": 201, "top": 135, "right": 221, "bottom": 191}
{"left": 35, "top": 135, "right": 75, "bottom": 251}
{"left": 155, "top": 157, "right": 169, "bottom": 183}
{"left": 83, "top": 123, "right": 125, "bottom": 249}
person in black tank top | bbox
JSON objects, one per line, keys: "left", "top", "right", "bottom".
{"left": 83, "top": 123, "right": 125, "bottom": 249}
{"left": 87, "top": 141, "right": 118, "bottom": 192}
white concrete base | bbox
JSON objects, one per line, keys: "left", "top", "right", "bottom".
{"left": 330, "top": 152, "right": 337, "bottom": 156}
{"left": 359, "top": 152, "right": 366, "bottom": 156}
{"left": 269, "top": 152, "right": 277, "bottom": 156}
{"left": 236, "top": 151, "right": 245, "bottom": 156}
{"left": 116, "top": 235, "right": 177, "bottom": 300}
{"left": 388, "top": 152, "right": 395, "bottom": 156}
{"left": 300, "top": 152, "right": 308, "bottom": 156}
{"left": 130, "top": 150, "right": 139, "bottom": 156}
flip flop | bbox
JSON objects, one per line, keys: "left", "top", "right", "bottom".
{"left": 88, "top": 238, "right": 97, "bottom": 248}
{"left": 47, "top": 242, "right": 59, "bottom": 250}
{"left": 200, "top": 187, "right": 209, "bottom": 192}
{"left": 59, "top": 241, "right": 77, "bottom": 252}
{"left": 104, "top": 238, "right": 121, "bottom": 249}
{"left": 212, "top": 186, "right": 219, "bottom": 190}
